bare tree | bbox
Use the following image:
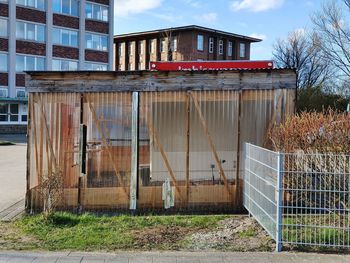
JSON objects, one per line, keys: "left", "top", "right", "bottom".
{"left": 273, "top": 30, "right": 331, "bottom": 89}
{"left": 312, "top": 0, "right": 350, "bottom": 78}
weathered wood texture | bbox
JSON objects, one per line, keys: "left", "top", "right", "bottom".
{"left": 28, "top": 183, "right": 240, "bottom": 211}
{"left": 26, "top": 69, "right": 296, "bottom": 93}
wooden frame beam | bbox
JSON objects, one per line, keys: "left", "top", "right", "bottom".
{"left": 189, "top": 92, "right": 233, "bottom": 199}
{"left": 185, "top": 93, "right": 190, "bottom": 203}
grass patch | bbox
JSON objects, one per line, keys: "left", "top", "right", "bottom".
{"left": 239, "top": 228, "right": 256, "bottom": 238}
{"left": 282, "top": 216, "right": 350, "bottom": 247}
{"left": 14, "top": 212, "right": 229, "bottom": 251}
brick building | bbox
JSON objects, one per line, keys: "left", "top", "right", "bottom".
{"left": 0, "top": 0, "right": 114, "bottom": 133}
{"left": 114, "top": 25, "right": 261, "bottom": 71}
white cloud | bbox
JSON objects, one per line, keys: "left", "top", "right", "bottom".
{"left": 249, "top": 33, "right": 267, "bottom": 40}
{"left": 115, "top": 0, "right": 163, "bottom": 17}
{"left": 230, "top": 0, "right": 284, "bottom": 12}
{"left": 195, "top": 12, "right": 217, "bottom": 23}
{"left": 184, "top": 0, "right": 201, "bottom": 8}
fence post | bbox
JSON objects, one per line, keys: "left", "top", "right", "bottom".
{"left": 276, "top": 152, "right": 283, "bottom": 252}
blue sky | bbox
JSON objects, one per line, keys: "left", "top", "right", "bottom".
{"left": 114, "top": 0, "right": 323, "bottom": 60}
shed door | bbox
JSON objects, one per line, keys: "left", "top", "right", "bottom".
{"left": 82, "top": 92, "right": 132, "bottom": 209}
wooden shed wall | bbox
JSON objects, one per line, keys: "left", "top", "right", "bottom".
{"left": 25, "top": 70, "right": 296, "bottom": 213}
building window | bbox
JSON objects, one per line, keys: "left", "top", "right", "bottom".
{"left": 228, "top": 41, "right": 233, "bottom": 57}
{"left": 53, "top": 27, "right": 78, "bottom": 47}
{"left": 16, "top": 88, "right": 27, "bottom": 98}
{"left": 118, "top": 43, "right": 123, "bottom": 57}
{"left": 0, "top": 53, "right": 7, "bottom": 71}
{"left": 197, "top": 34, "right": 204, "bottom": 51}
{"left": 209, "top": 37, "right": 214, "bottom": 53}
{"left": 16, "top": 21, "right": 45, "bottom": 42}
{"left": 85, "top": 2, "right": 108, "bottom": 22}
{"left": 53, "top": 0, "right": 78, "bottom": 16}
{"left": 85, "top": 62, "right": 108, "bottom": 71}
{"left": 160, "top": 38, "right": 165, "bottom": 53}
{"left": 128, "top": 42, "right": 133, "bottom": 56}
{"left": 21, "top": 104, "right": 28, "bottom": 122}
{"left": 149, "top": 40, "right": 155, "bottom": 54}
{"left": 0, "top": 18, "right": 7, "bottom": 38}
{"left": 52, "top": 58, "right": 78, "bottom": 70}
{"left": 16, "top": 55, "right": 45, "bottom": 71}
{"left": 240, "top": 43, "right": 246, "bottom": 58}
{"left": 16, "top": 0, "right": 45, "bottom": 10}
{"left": 171, "top": 37, "right": 177, "bottom": 52}
{"left": 0, "top": 87, "right": 8, "bottom": 98}
{"left": 138, "top": 41, "right": 144, "bottom": 55}
{"left": 0, "top": 104, "right": 18, "bottom": 122}
{"left": 86, "top": 33, "right": 108, "bottom": 51}
{"left": 218, "top": 40, "right": 224, "bottom": 55}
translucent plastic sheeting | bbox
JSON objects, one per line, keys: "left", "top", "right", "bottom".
{"left": 27, "top": 88, "right": 294, "bottom": 212}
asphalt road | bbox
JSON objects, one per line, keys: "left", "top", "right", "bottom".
{"left": 0, "top": 251, "right": 350, "bottom": 263}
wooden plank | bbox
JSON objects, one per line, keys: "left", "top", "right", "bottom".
{"left": 145, "top": 111, "right": 184, "bottom": 202}
{"left": 235, "top": 90, "right": 242, "bottom": 205}
{"left": 189, "top": 92, "right": 233, "bottom": 199}
{"left": 26, "top": 70, "right": 297, "bottom": 93}
{"left": 37, "top": 95, "right": 58, "bottom": 170}
{"left": 185, "top": 93, "right": 190, "bottom": 203}
{"left": 85, "top": 93, "right": 129, "bottom": 200}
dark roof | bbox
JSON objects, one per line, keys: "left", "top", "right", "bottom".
{"left": 114, "top": 25, "right": 262, "bottom": 42}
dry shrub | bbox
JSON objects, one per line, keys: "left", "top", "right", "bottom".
{"left": 269, "top": 109, "right": 350, "bottom": 153}
{"left": 36, "top": 168, "right": 64, "bottom": 218}
{"left": 269, "top": 110, "right": 350, "bottom": 211}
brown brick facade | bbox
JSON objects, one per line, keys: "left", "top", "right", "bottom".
{"left": 0, "top": 38, "right": 8, "bottom": 52}
{"left": 53, "top": 45, "right": 79, "bottom": 60}
{"left": 85, "top": 50, "right": 108, "bottom": 63}
{"left": 0, "top": 3, "right": 8, "bottom": 17}
{"left": 0, "top": 73, "right": 8, "bottom": 86}
{"left": 16, "top": 6, "right": 45, "bottom": 24}
{"left": 115, "top": 26, "right": 259, "bottom": 71}
{"left": 16, "top": 40, "right": 46, "bottom": 56}
{"left": 85, "top": 20, "right": 109, "bottom": 34}
{"left": 88, "top": 0, "right": 110, "bottom": 5}
{"left": 16, "top": 74, "right": 25, "bottom": 87}
{"left": 53, "top": 14, "right": 79, "bottom": 29}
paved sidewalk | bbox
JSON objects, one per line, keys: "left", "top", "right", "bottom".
{"left": 0, "top": 144, "right": 26, "bottom": 212}
{"left": 0, "top": 251, "right": 350, "bottom": 263}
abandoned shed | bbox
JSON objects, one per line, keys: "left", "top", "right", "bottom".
{"left": 25, "top": 69, "right": 296, "bottom": 213}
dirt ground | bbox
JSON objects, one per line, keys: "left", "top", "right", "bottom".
{"left": 133, "top": 216, "right": 274, "bottom": 251}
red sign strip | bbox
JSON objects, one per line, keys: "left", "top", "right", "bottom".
{"left": 150, "top": 61, "right": 274, "bottom": 71}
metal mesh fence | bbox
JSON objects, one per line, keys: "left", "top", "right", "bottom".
{"left": 244, "top": 143, "right": 350, "bottom": 251}
{"left": 281, "top": 153, "right": 350, "bottom": 248}
{"left": 244, "top": 143, "right": 280, "bottom": 240}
